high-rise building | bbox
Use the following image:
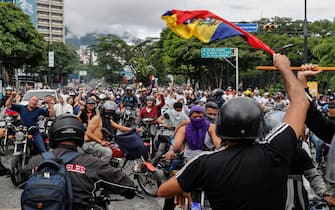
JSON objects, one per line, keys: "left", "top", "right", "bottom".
{"left": 1, "top": 0, "right": 37, "bottom": 28}
{"left": 1, "top": 0, "right": 64, "bottom": 43}
{"left": 36, "top": 0, "right": 64, "bottom": 43}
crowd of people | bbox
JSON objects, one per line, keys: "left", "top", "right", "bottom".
{"left": 0, "top": 54, "right": 335, "bottom": 209}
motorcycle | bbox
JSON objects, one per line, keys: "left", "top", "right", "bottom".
{"left": 10, "top": 125, "right": 40, "bottom": 186}
{"left": 101, "top": 128, "right": 161, "bottom": 197}
{"left": 0, "top": 116, "right": 17, "bottom": 156}
{"left": 138, "top": 118, "right": 158, "bottom": 159}
{"left": 88, "top": 179, "right": 144, "bottom": 210}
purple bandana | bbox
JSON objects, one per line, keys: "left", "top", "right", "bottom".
{"left": 186, "top": 118, "right": 210, "bottom": 150}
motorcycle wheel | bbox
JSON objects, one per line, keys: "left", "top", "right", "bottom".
{"left": 136, "top": 170, "right": 161, "bottom": 197}
{"left": 0, "top": 138, "right": 8, "bottom": 156}
{"left": 10, "top": 155, "right": 27, "bottom": 186}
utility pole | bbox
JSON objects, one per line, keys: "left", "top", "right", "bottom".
{"left": 303, "top": 0, "right": 308, "bottom": 63}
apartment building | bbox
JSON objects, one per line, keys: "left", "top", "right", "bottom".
{"left": 37, "top": 0, "right": 64, "bottom": 43}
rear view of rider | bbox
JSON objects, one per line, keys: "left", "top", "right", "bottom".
{"left": 24, "top": 114, "right": 136, "bottom": 210}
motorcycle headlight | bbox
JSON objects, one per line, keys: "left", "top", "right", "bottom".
{"left": 15, "top": 132, "right": 25, "bottom": 141}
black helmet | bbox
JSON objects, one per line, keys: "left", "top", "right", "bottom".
{"left": 213, "top": 88, "right": 224, "bottom": 96}
{"left": 216, "top": 97, "right": 264, "bottom": 140}
{"left": 48, "top": 114, "right": 85, "bottom": 148}
{"left": 101, "top": 101, "right": 117, "bottom": 119}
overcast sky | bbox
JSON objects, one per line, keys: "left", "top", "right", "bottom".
{"left": 64, "top": 0, "right": 334, "bottom": 39}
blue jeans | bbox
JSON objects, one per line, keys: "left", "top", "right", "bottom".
{"left": 311, "top": 134, "right": 324, "bottom": 163}
{"left": 32, "top": 130, "right": 47, "bottom": 153}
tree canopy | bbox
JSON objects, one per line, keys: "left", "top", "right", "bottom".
{"left": 0, "top": 2, "right": 46, "bottom": 86}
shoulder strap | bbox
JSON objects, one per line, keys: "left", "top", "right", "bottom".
{"left": 41, "top": 151, "right": 56, "bottom": 160}
{"left": 60, "top": 151, "right": 81, "bottom": 164}
{"left": 38, "top": 151, "right": 59, "bottom": 172}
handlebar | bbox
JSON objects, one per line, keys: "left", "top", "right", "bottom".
{"left": 142, "top": 118, "right": 155, "bottom": 123}
{"left": 91, "top": 179, "right": 143, "bottom": 199}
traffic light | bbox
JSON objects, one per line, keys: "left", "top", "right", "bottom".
{"left": 263, "top": 23, "right": 278, "bottom": 32}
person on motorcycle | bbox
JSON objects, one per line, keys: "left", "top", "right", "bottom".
{"left": 83, "top": 101, "right": 140, "bottom": 162}
{"left": 208, "top": 88, "right": 225, "bottom": 108}
{"left": 23, "top": 114, "right": 136, "bottom": 210}
{"left": 204, "top": 101, "right": 219, "bottom": 123}
{"left": 121, "top": 86, "right": 139, "bottom": 110}
{"left": 0, "top": 86, "right": 14, "bottom": 108}
{"left": 54, "top": 95, "right": 73, "bottom": 116}
{"left": 158, "top": 54, "right": 309, "bottom": 210}
{"left": 165, "top": 105, "right": 221, "bottom": 162}
{"left": 5, "top": 92, "right": 55, "bottom": 153}
{"left": 151, "top": 102, "right": 189, "bottom": 166}
{"left": 139, "top": 94, "right": 165, "bottom": 124}
{"left": 77, "top": 97, "right": 97, "bottom": 126}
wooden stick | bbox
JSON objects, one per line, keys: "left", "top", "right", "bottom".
{"left": 256, "top": 66, "right": 335, "bottom": 71}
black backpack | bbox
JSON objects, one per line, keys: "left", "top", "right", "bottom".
{"left": 21, "top": 151, "right": 80, "bottom": 210}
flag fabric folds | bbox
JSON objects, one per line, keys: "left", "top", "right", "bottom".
{"left": 161, "top": 9, "right": 275, "bottom": 55}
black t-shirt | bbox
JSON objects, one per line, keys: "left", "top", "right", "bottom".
{"left": 79, "top": 109, "right": 96, "bottom": 125}
{"left": 176, "top": 123, "right": 297, "bottom": 210}
{"left": 289, "top": 142, "right": 314, "bottom": 175}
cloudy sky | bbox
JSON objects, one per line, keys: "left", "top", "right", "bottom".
{"left": 64, "top": 0, "right": 334, "bottom": 39}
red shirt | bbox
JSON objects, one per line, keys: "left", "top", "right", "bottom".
{"left": 139, "top": 95, "right": 165, "bottom": 123}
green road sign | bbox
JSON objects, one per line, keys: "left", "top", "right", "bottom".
{"left": 201, "top": 48, "right": 232, "bottom": 58}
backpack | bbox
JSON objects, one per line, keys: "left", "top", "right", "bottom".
{"left": 21, "top": 151, "right": 80, "bottom": 210}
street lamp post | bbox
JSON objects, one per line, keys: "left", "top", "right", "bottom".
{"left": 303, "top": 0, "right": 308, "bottom": 63}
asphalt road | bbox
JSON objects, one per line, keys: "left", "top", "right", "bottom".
{"left": 0, "top": 173, "right": 169, "bottom": 210}
{"left": 0, "top": 155, "right": 178, "bottom": 210}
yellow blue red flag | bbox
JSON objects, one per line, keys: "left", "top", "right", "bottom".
{"left": 161, "top": 9, "right": 275, "bottom": 55}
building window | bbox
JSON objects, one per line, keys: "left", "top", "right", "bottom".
{"left": 38, "top": 26, "right": 50, "bottom": 30}
{"left": 38, "top": 18, "right": 49, "bottom": 23}
{"left": 52, "top": 27, "right": 63, "bottom": 31}
{"left": 53, "top": 34, "right": 63, "bottom": 38}
{"left": 37, "top": 3, "right": 49, "bottom": 8}
{"left": 38, "top": 11, "right": 49, "bottom": 15}
{"left": 51, "top": 20, "right": 63, "bottom": 24}
{"left": 51, "top": 12, "right": 62, "bottom": 17}
{"left": 51, "top": 5, "right": 62, "bottom": 10}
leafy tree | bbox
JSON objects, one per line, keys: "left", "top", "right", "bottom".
{"left": 0, "top": 3, "right": 46, "bottom": 86}
{"left": 90, "top": 34, "right": 130, "bottom": 84}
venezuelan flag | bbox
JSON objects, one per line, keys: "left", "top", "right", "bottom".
{"left": 162, "top": 10, "right": 275, "bottom": 55}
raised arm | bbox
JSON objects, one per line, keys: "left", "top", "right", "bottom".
{"left": 273, "top": 54, "right": 309, "bottom": 138}
{"left": 297, "top": 65, "right": 335, "bottom": 143}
